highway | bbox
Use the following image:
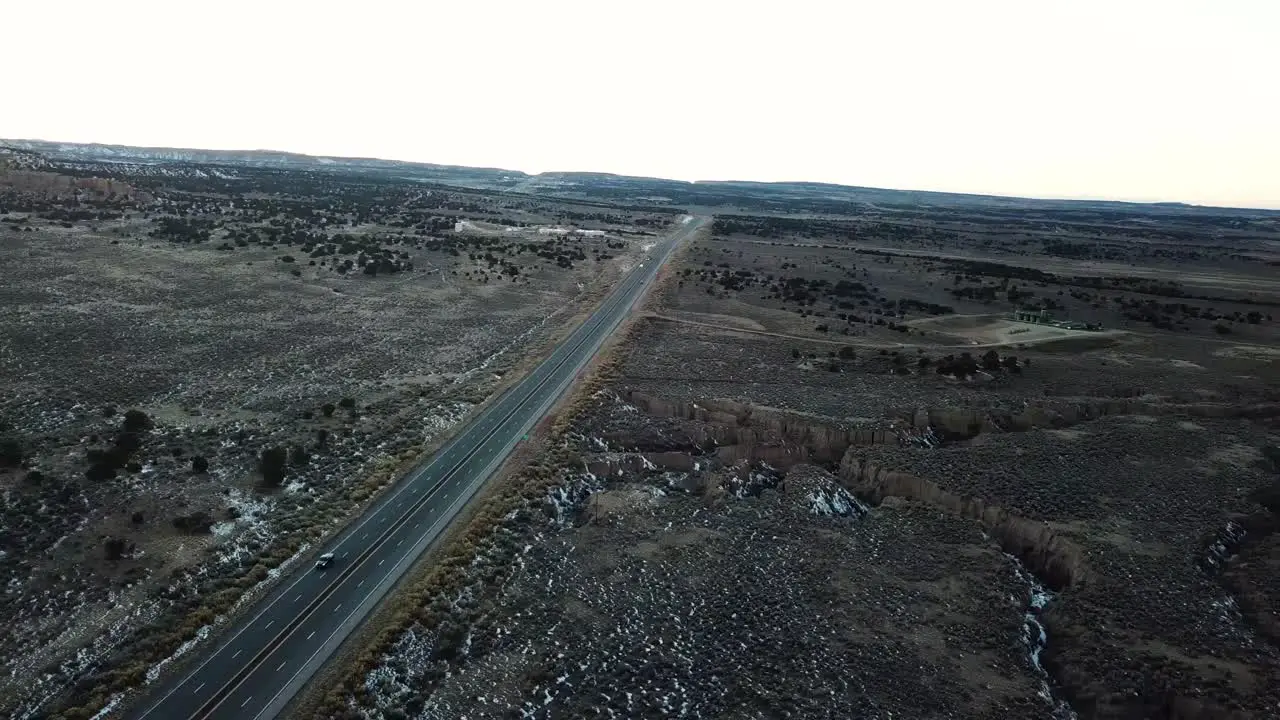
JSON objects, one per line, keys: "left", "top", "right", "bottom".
{"left": 131, "top": 215, "right": 707, "bottom": 720}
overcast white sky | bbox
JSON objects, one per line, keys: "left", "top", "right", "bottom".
{"left": 4, "top": 1, "right": 1277, "bottom": 208}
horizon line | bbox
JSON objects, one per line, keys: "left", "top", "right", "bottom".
{"left": 4, "top": 136, "right": 1278, "bottom": 214}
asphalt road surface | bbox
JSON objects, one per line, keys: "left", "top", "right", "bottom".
{"left": 131, "top": 216, "right": 707, "bottom": 720}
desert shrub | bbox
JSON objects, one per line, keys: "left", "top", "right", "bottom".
{"left": 316, "top": 428, "right": 330, "bottom": 447}
{"left": 131, "top": 511, "right": 144, "bottom": 524}
{"left": 936, "top": 352, "right": 980, "bottom": 379}
{"left": 1250, "top": 480, "right": 1280, "bottom": 514}
{"left": 122, "top": 409, "right": 152, "bottom": 433}
{"left": 338, "top": 397, "right": 356, "bottom": 409}
{"left": 104, "top": 537, "right": 127, "bottom": 561}
{"left": 837, "top": 346, "right": 856, "bottom": 360}
{"left": 89, "top": 442, "right": 132, "bottom": 469}
{"left": 1214, "top": 323, "right": 1232, "bottom": 335}
{"left": 173, "top": 511, "right": 214, "bottom": 533}
{"left": 1261, "top": 444, "right": 1280, "bottom": 471}
{"left": 24, "top": 469, "right": 45, "bottom": 485}
{"left": 321, "top": 403, "right": 336, "bottom": 417}
{"left": 290, "top": 444, "right": 311, "bottom": 467}
{"left": 86, "top": 459, "right": 118, "bottom": 482}
{"left": 0, "top": 434, "right": 24, "bottom": 467}
{"left": 432, "top": 620, "right": 467, "bottom": 661}
{"left": 260, "top": 446, "right": 288, "bottom": 486}
{"left": 981, "top": 350, "right": 1002, "bottom": 372}
{"left": 191, "top": 455, "right": 209, "bottom": 473}
{"left": 115, "top": 431, "right": 142, "bottom": 454}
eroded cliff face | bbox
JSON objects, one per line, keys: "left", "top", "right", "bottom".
{"left": 623, "top": 391, "right": 897, "bottom": 464}
{"left": 0, "top": 168, "right": 149, "bottom": 201}
{"left": 625, "top": 390, "right": 1280, "bottom": 455}
{"left": 1207, "top": 480, "right": 1280, "bottom": 649}
{"left": 594, "top": 388, "right": 1280, "bottom": 718}
{"left": 838, "top": 454, "right": 1087, "bottom": 591}
{"left": 917, "top": 400, "right": 1280, "bottom": 440}
{"left": 620, "top": 390, "right": 1197, "bottom": 594}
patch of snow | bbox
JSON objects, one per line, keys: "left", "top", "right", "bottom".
{"left": 1007, "top": 555, "right": 1076, "bottom": 719}
{"left": 807, "top": 485, "right": 868, "bottom": 517}
{"left": 145, "top": 625, "right": 210, "bottom": 684}
{"left": 88, "top": 692, "right": 123, "bottom": 720}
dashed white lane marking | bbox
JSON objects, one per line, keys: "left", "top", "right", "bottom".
{"left": 241, "top": 696, "right": 253, "bottom": 708}
{"left": 232, "top": 649, "right": 242, "bottom": 659}
{"left": 306, "top": 631, "right": 315, "bottom": 640}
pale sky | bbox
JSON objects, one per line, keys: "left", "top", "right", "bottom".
{"left": 4, "top": 1, "right": 1277, "bottom": 208}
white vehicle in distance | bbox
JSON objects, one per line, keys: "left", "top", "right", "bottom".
{"left": 315, "top": 552, "right": 336, "bottom": 570}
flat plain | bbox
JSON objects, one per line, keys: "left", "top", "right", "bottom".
{"left": 333, "top": 193, "right": 1280, "bottom": 719}
{"left": 4, "top": 142, "right": 1280, "bottom": 720}
{"left": 0, "top": 144, "right": 676, "bottom": 718}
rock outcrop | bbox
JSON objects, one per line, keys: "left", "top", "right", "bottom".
{"left": 839, "top": 453, "right": 1087, "bottom": 590}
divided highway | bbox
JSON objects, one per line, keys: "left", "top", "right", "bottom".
{"left": 132, "top": 216, "right": 707, "bottom": 720}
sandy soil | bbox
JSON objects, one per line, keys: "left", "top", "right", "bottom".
{"left": 908, "top": 314, "right": 1125, "bottom": 347}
